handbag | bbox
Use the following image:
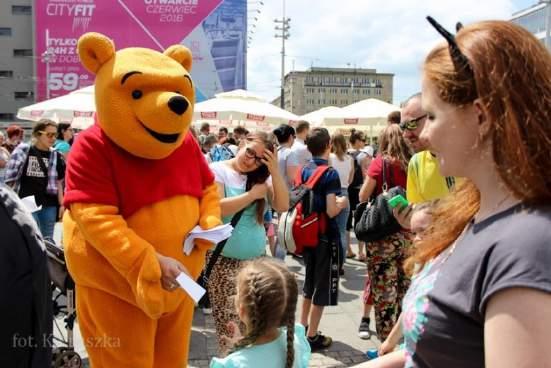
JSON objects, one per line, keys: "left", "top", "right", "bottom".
{"left": 354, "top": 159, "right": 405, "bottom": 243}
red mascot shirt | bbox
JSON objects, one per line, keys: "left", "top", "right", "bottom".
{"left": 64, "top": 124, "right": 214, "bottom": 218}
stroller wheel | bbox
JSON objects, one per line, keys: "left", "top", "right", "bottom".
{"left": 53, "top": 349, "right": 82, "bottom": 368}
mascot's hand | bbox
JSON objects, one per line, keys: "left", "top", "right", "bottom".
{"left": 157, "top": 253, "right": 189, "bottom": 292}
{"left": 68, "top": 203, "right": 165, "bottom": 319}
{"left": 196, "top": 182, "right": 223, "bottom": 252}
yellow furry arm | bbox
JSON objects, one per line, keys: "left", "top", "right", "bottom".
{"left": 195, "top": 182, "right": 223, "bottom": 251}
{"left": 69, "top": 203, "right": 164, "bottom": 319}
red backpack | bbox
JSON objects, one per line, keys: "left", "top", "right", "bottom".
{"left": 277, "top": 165, "right": 329, "bottom": 255}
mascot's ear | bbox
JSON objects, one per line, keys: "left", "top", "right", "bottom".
{"left": 164, "top": 45, "right": 193, "bottom": 72}
{"left": 78, "top": 32, "right": 115, "bottom": 74}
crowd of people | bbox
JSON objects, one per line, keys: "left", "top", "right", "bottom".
{"left": 1, "top": 18, "right": 550, "bottom": 368}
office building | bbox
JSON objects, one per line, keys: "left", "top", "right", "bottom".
{"left": 281, "top": 67, "right": 394, "bottom": 116}
{"left": 0, "top": 1, "right": 34, "bottom": 127}
{"left": 511, "top": 1, "right": 551, "bottom": 49}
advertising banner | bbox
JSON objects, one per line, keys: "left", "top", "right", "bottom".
{"left": 35, "top": 0, "right": 246, "bottom": 102}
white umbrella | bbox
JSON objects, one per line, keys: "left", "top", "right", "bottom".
{"left": 17, "top": 86, "right": 96, "bottom": 129}
{"left": 300, "top": 106, "right": 343, "bottom": 126}
{"left": 193, "top": 89, "right": 299, "bottom": 132}
{"left": 320, "top": 98, "right": 399, "bottom": 137}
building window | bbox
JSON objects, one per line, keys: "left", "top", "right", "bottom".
{"left": 0, "top": 70, "right": 14, "bottom": 78}
{"left": 14, "top": 91, "right": 34, "bottom": 100}
{"left": 13, "top": 49, "right": 33, "bottom": 57}
{"left": 0, "top": 28, "right": 13, "bottom": 36}
{"left": 12, "top": 5, "right": 32, "bottom": 15}
{"left": 0, "top": 113, "right": 16, "bottom": 121}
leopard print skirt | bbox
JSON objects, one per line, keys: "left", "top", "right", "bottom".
{"left": 205, "top": 251, "right": 248, "bottom": 354}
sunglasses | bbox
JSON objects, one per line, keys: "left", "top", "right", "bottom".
{"left": 244, "top": 147, "right": 264, "bottom": 164}
{"left": 39, "top": 131, "right": 56, "bottom": 138}
{"left": 400, "top": 114, "right": 427, "bottom": 131}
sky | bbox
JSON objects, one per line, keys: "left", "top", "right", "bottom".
{"left": 245, "top": 0, "right": 538, "bottom": 105}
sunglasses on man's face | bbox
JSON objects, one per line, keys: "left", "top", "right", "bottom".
{"left": 244, "top": 147, "right": 264, "bottom": 165}
{"left": 400, "top": 114, "right": 427, "bottom": 131}
{"left": 39, "top": 131, "right": 56, "bottom": 138}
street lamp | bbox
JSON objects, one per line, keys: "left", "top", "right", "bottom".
{"left": 274, "top": 0, "right": 290, "bottom": 110}
{"left": 41, "top": 49, "right": 56, "bottom": 100}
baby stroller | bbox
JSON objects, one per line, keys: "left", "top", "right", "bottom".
{"left": 45, "top": 239, "right": 83, "bottom": 368}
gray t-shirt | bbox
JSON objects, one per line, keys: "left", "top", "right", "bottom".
{"left": 288, "top": 139, "right": 312, "bottom": 169}
{"left": 277, "top": 145, "right": 294, "bottom": 189}
{"left": 402, "top": 204, "right": 551, "bottom": 368}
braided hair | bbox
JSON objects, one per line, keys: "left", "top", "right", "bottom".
{"left": 231, "top": 258, "right": 298, "bottom": 368}
{"left": 280, "top": 261, "right": 298, "bottom": 368}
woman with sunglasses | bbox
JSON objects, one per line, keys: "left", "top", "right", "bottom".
{"left": 4, "top": 120, "right": 66, "bottom": 240}
{"left": 206, "top": 131, "right": 289, "bottom": 354}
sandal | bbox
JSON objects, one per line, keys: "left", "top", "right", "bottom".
{"left": 358, "top": 254, "right": 367, "bottom": 262}
{"left": 346, "top": 252, "right": 356, "bottom": 259}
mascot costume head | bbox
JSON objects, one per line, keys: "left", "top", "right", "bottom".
{"left": 62, "top": 33, "right": 221, "bottom": 368}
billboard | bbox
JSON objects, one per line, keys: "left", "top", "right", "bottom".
{"left": 34, "top": 0, "right": 247, "bottom": 102}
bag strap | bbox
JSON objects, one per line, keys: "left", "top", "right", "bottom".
{"left": 201, "top": 207, "right": 246, "bottom": 283}
{"left": 381, "top": 158, "right": 388, "bottom": 192}
{"left": 304, "top": 165, "right": 330, "bottom": 189}
{"left": 223, "top": 144, "right": 235, "bottom": 158}
{"left": 293, "top": 165, "right": 304, "bottom": 187}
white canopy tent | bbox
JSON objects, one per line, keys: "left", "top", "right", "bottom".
{"left": 193, "top": 89, "right": 299, "bottom": 132}
{"left": 300, "top": 106, "right": 343, "bottom": 126}
{"left": 17, "top": 86, "right": 96, "bottom": 129}
{"left": 319, "top": 98, "right": 400, "bottom": 137}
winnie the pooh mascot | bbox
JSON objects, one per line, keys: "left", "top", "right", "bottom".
{"left": 62, "top": 32, "right": 221, "bottom": 367}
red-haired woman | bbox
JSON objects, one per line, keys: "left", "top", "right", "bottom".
{"left": 393, "top": 19, "right": 551, "bottom": 368}
{"left": 362, "top": 18, "right": 551, "bottom": 368}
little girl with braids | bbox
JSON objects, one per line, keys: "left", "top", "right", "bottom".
{"left": 210, "top": 258, "right": 311, "bottom": 368}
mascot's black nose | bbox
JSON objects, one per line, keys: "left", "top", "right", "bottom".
{"left": 168, "top": 95, "right": 189, "bottom": 115}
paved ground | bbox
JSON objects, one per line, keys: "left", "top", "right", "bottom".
{"left": 53, "top": 225, "right": 379, "bottom": 367}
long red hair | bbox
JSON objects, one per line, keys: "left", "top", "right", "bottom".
{"left": 405, "top": 21, "right": 551, "bottom": 273}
